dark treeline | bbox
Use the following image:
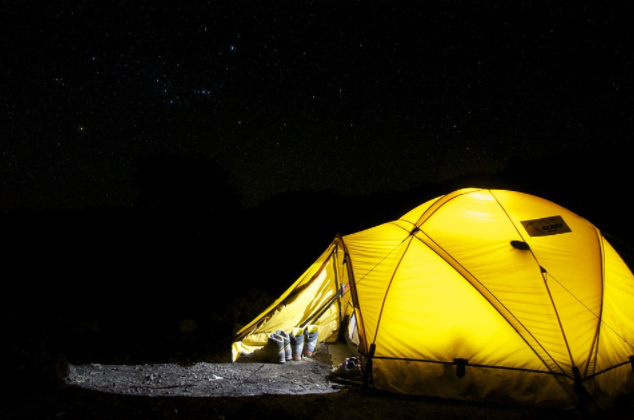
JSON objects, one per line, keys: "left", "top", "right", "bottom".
{"left": 4, "top": 144, "right": 633, "bottom": 314}
{"left": 3, "top": 144, "right": 633, "bottom": 364}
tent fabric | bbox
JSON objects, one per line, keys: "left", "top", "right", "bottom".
{"left": 231, "top": 188, "right": 634, "bottom": 409}
{"left": 232, "top": 241, "right": 354, "bottom": 359}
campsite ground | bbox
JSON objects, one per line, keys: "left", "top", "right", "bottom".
{"left": 4, "top": 313, "right": 634, "bottom": 420}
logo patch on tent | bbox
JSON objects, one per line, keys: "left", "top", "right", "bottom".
{"left": 521, "top": 216, "right": 572, "bottom": 237}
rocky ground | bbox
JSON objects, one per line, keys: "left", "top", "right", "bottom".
{"left": 64, "top": 343, "right": 338, "bottom": 398}
{"left": 3, "top": 313, "right": 634, "bottom": 420}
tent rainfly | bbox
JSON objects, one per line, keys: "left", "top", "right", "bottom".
{"left": 232, "top": 188, "right": 634, "bottom": 410}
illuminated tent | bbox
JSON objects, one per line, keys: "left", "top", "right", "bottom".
{"left": 232, "top": 188, "right": 634, "bottom": 409}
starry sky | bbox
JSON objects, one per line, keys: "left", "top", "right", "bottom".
{"left": 2, "top": 1, "right": 632, "bottom": 212}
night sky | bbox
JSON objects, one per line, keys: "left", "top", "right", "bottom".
{"left": 2, "top": 2, "right": 632, "bottom": 212}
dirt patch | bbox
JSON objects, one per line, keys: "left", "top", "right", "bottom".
{"left": 66, "top": 344, "right": 340, "bottom": 398}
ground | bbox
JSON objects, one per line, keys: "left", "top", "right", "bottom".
{"left": 4, "top": 314, "right": 634, "bottom": 420}
{"left": 65, "top": 343, "right": 339, "bottom": 399}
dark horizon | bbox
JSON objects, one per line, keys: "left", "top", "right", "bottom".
{"left": 4, "top": 142, "right": 634, "bottom": 320}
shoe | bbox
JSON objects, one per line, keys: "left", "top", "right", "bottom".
{"left": 252, "top": 333, "right": 286, "bottom": 363}
{"left": 289, "top": 327, "right": 304, "bottom": 361}
{"left": 303, "top": 325, "right": 319, "bottom": 357}
{"left": 328, "top": 357, "right": 362, "bottom": 380}
{"left": 276, "top": 330, "right": 292, "bottom": 362}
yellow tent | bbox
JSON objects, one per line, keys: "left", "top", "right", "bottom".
{"left": 232, "top": 188, "right": 634, "bottom": 409}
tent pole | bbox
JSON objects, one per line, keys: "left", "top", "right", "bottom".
{"left": 362, "top": 343, "right": 376, "bottom": 389}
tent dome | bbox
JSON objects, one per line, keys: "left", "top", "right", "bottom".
{"left": 233, "top": 188, "right": 634, "bottom": 410}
